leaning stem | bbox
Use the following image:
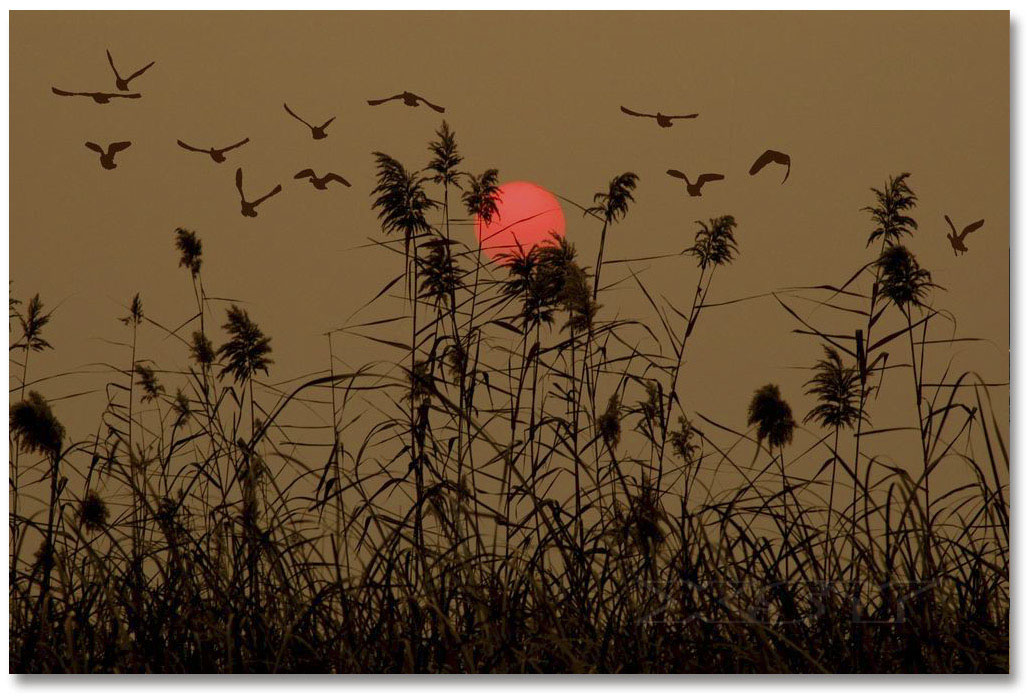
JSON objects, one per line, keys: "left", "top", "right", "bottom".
{"left": 246, "top": 377, "right": 259, "bottom": 603}
{"left": 19, "top": 448, "right": 61, "bottom": 669}
{"left": 327, "top": 334, "right": 342, "bottom": 537}
{"left": 408, "top": 233, "right": 427, "bottom": 583}
{"left": 657, "top": 264, "right": 713, "bottom": 492}
{"left": 11, "top": 348, "right": 30, "bottom": 588}
{"left": 825, "top": 426, "right": 841, "bottom": 575}
{"left": 851, "top": 248, "right": 884, "bottom": 585}
{"left": 570, "top": 328, "right": 583, "bottom": 552}
{"left": 591, "top": 220, "right": 609, "bottom": 302}
{"left": 903, "top": 306, "right": 932, "bottom": 577}
{"left": 779, "top": 446, "right": 790, "bottom": 579}
{"left": 528, "top": 322, "right": 542, "bottom": 551}
{"left": 503, "top": 323, "right": 530, "bottom": 555}
{"left": 127, "top": 323, "right": 139, "bottom": 561}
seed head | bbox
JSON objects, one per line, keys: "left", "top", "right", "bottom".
{"left": 78, "top": 491, "right": 110, "bottom": 532}
{"left": 10, "top": 391, "right": 64, "bottom": 459}
{"left": 190, "top": 331, "right": 215, "bottom": 367}
{"left": 597, "top": 394, "right": 622, "bottom": 450}
{"left": 134, "top": 363, "right": 164, "bottom": 403}
{"left": 174, "top": 227, "right": 203, "bottom": 278}
{"left": 746, "top": 384, "right": 796, "bottom": 450}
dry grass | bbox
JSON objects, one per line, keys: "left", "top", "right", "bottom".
{"left": 8, "top": 131, "right": 1008, "bottom": 673}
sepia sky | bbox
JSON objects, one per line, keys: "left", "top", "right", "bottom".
{"left": 9, "top": 11, "right": 1009, "bottom": 473}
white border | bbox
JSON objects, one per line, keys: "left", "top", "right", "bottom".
{"left": 1, "top": 4, "right": 1019, "bottom": 694}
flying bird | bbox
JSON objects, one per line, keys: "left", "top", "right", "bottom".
{"left": 666, "top": 169, "right": 724, "bottom": 197}
{"left": 620, "top": 106, "right": 698, "bottom": 128}
{"left": 176, "top": 137, "right": 250, "bottom": 163}
{"left": 366, "top": 91, "right": 445, "bottom": 113}
{"left": 52, "top": 87, "right": 141, "bottom": 104}
{"left": 84, "top": 141, "right": 131, "bottom": 170}
{"left": 294, "top": 169, "right": 351, "bottom": 190}
{"left": 235, "top": 167, "right": 282, "bottom": 218}
{"left": 748, "top": 149, "right": 791, "bottom": 183}
{"left": 106, "top": 49, "right": 156, "bottom": 92}
{"left": 944, "top": 215, "right": 986, "bottom": 256}
{"left": 283, "top": 103, "right": 335, "bottom": 140}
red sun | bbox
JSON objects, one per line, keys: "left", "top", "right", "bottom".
{"left": 475, "top": 181, "right": 566, "bottom": 261}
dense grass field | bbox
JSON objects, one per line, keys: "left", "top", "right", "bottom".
{"left": 9, "top": 126, "right": 1008, "bottom": 673}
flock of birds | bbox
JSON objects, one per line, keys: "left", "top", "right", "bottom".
{"left": 50, "top": 51, "right": 448, "bottom": 218}
{"left": 45, "top": 52, "right": 985, "bottom": 254}
{"left": 620, "top": 104, "right": 791, "bottom": 195}
{"left": 620, "top": 104, "right": 985, "bottom": 256}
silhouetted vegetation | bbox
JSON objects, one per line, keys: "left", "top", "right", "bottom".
{"left": 9, "top": 127, "right": 1008, "bottom": 673}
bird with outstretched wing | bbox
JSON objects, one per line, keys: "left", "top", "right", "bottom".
{"left": 748, "top": 149, "right": 791, "bottom": 183}
{"left": 85, "top": 141, "right": 132, "bottom": 170}
{"left": 944, "top": 215, "right": 985, "bottom": 256}
{"left": 295, "top": 169, "right": 352, "bottom": 190}
{"left": 367, "top": 91, "right": 446, "bottom": 113}
{"left": 52, "top": 87, "right": 141, "bottom": 104}
{"left": 177, "top": 137, "right": 250, "bottom": 163}
{"left": 106, "top": 49, "right": 156, "bottom": 92}
{"left": 666, "top": 169, "right": 724, "bottom": 196}
{"left": 236, "top": 167, "right": 283, "bottom": 218}
{"left": 620, "top": 106, "right": 698, "bottom": 127}
{"left": 283, "top": 103, "right": 335, "bottom": 140}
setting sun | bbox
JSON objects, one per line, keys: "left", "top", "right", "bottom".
{"left": 474, "top": 180, "right": 566, "bottom": 260}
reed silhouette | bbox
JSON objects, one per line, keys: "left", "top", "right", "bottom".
{"left": 587, "top": 172, "right": 638, "bottom": 301}
{"left": 8, "top": 129, "right": 1008, "bottom": 674}
{"left": 864, "top": 172, "right": 918, "bottom": 247}
{"left": 803, "top": 345, "right": 866, "bottom": 562}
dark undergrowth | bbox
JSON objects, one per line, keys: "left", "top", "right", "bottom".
{"left": 9, "top": 125, "right": 1008, "bottom": 673}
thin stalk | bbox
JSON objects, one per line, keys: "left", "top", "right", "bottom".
{"left": 656, "top": 263, "right": 714, "bottom": 492}
{"left": 591, "top": 221, "right": 609, "bottom": 302}
{"left": 127, "top": 322, "right": 139, "bottom": 561}
{"left": 328, "top": 333, "right": 341, "bottom": 537}
{"left": 11, "top": 345, "right": 30, "bottom": 590}
{"left": 903, "top": 306, "right": 932, "bottom": 577}
{"left": 570, "top": 328, "right": 583, "bottom": 551}
{"left": 851, "top": 248, "right": 885, "bottom": 585}
{"left": 409, "top": 233, "right": 427, "bottom": 583}
{"left": 19, "top": 447, "right": 62, "bottom": 670}
{"left": 825, "top": 426, "right": 841, "bottom": 572}
{"left": 528, "top": 322, "right": 543, "bottom": 551}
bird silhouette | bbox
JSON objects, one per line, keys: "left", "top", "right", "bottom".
{"left": 106, "top": 49, "right": 155, "bottom": 92}
{"left": 620, "top": 106, "right": 698, "bottom": 128}
{"left": 85, "top": 141, "right": 131, "bottom": 170}
{"left": 366, "top": 91, "right": 445, "bottom": 113}
{"left": 177, "top": 137, "right": 250, "bottom": 164}
{"left": 283, "top": 103, "right": 335, "bottom": 140}
{"left": 235, "top": 167, "right": 282, "bottom": 218}
{"left": 748, "top": 149, "right": 791, "bottom": 183}
{"left": 944, "top": 215, "right": 986, "bottom": 256}
{"left": 294, "top": 169, "right": 351, "bottom": 190}
{"left": 666, "top": 169, "right": 724, "bottom": 197}
{"left": 52, "top": 87, "right": 141, "bottom": 104}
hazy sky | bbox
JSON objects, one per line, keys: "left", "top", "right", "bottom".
{"left": 9, "top": 12, "right": 1008, "bottom": 472}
